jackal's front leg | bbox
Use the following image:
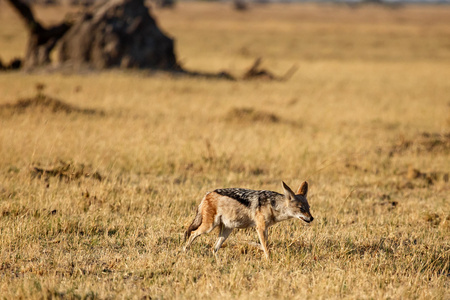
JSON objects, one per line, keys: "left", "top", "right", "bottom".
{"left": 256, "top": 226, "right": 269, "bottom": 259}
{"left": 254, "top": 210, "right": 271, "bottom": 258}
{"left": 254, "top": 212, "right": 270, "bottom": 259}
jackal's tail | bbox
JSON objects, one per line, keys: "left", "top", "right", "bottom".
{"left": 184, "top": 206, "right": 202, "bottom": 242}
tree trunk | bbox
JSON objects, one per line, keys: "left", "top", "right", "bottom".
{"left": 6, "top": 0, "right": 178, "bottom": 71}
{"left": 7, "top": 0, "right": 71, "bottom": 69}
{"left": 58, "top": 0, "right": 179, "bottom": 70}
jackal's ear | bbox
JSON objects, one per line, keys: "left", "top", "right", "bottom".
{"left": 282, "top": 181, "right": 295, "bottom": 200}
{"left": 296, "top": 181, "right": 308, "bottom": 197}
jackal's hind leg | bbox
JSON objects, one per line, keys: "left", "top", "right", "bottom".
{"left": 184, "top": 222, "right": 216, "bottom": 251}
{"left": 213, "top": 225, "right": 233, "bottom": 254}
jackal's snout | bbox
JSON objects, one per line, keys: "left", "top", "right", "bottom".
{"left": 299, "top": 212, "right": 314, "bottom": 223}
{"left": 303, "top": 215, "right": 314, "bottom": 223}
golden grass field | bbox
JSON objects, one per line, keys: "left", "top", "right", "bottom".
{"left": 0, "top": 1, "right": 449, "bottom": 299}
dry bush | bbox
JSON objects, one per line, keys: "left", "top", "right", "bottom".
{"left": 31, "top": 159, "right": 102, "bottom": 182}
{"left": 390, "top": 132, "right": 450, "bottom": 156}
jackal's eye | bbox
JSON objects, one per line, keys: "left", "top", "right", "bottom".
{"left": 299, "top": 207, "right": 306, "bottom": 213}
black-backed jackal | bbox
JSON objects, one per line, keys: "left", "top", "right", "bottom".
{"left": 184, "top": 181, "right": 313, "bottom": 259}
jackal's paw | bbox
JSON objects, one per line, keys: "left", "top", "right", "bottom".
{"left": 247, "top": 241, "right": 264, "bottom": 251}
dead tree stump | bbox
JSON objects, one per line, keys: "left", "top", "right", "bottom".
{"left": 6, "top": 0, "right": 178, "bottom": 70}
{"left": 58, "top": 0, "right": 179, "bottom": 70}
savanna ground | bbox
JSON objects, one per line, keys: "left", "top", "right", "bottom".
{"left": 0, "top": 1, "right": 449, "bottom": 299}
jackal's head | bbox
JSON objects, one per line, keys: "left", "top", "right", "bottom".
{"left": 282, "top": 181, "right": 314, "bottom": 223}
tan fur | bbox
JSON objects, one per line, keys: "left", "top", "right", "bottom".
{"left": 201, "top": 193, "right": 218, "bottom": 228}
{"left": 255, "top": 210, "right": 269, "bottom": 258}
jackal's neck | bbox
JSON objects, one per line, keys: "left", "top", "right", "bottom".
{"left": 270, "top": 196, "right": 294, "bottom": 223}
{"left": 273, "top": 209, "right": 294, "bottom": 222}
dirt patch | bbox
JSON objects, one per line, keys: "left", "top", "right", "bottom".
{"left": 0, "top": 90, "right": 104, "bottom": 116}
{"left": 405, "top": 166, "right": 448, "bottom": 185}
{"left": 389, "top": 132, "right": 450, "bottom": 156}
{"left": 375, "top": 194, "right": 398, "bottom": 210}
{"left": 389, "top": 166, "right": 449, "bottom": 190}
{"left": 31, "top": 160, "right": 102, "bottom": 182}
{"left": 225, "top": 107, "right": 280, "bottom": 124}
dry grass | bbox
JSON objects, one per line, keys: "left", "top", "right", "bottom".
{"left": 0, "top": 2, "right": 449, "bottom": 299}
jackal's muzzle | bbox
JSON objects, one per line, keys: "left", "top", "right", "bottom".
{"left": 299, "top": 215, "right": 314, "bottom": 223}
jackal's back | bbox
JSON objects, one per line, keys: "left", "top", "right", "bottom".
{"left": 213, "top": 188, "right": 283, "bottom": 209}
